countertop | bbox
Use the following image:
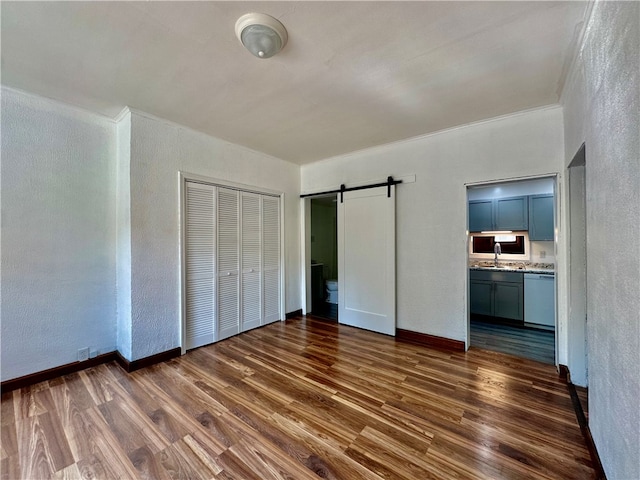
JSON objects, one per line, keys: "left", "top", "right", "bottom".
{"left": 469, "top": 262, "right": 555, "bottom": 274}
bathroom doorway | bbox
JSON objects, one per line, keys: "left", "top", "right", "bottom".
{"left": 310, "top": 195, "right": 338, "bottom": 320}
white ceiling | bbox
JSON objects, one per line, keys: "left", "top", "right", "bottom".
{"left": 1, "top": 1, "right": 588, "bottom": 164}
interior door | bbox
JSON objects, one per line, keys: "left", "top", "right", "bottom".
{"left": 184, "top": 182, "right": 215, "bottom": 349}
{"left": 217, "top": 187, "right": 240, "bottom": 340}
{"left": 241, "top": 192, "right": 261, "bottom": 332}
{"left": 262, "top": 195, "right": 281, "bottom": 324}
{"left": 338, "top": 186, "right": 396, "bottom": 335}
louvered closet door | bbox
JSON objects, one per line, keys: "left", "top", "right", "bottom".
{"left": 241, "top": 192, "right": 262, "bottom": 332}
{"left": 262, "top": 195, "right": 281, "bottom": 324}
{"left": 185, "top": 182, "right": 215, "bottom": 349}
{"left": 217, "top": 187, "right": 240, "bottom": 340}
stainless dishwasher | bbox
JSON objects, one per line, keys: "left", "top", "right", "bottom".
{"left": 524, "top": 273, "right": 555, "bottom": 328}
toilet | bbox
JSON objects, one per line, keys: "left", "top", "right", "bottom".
{"left": 325, "top": 280, "right": 338, "bottom": 304}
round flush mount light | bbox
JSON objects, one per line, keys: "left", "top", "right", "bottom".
{"left": 235, "top": 13, "right": 288, "bottom": 59}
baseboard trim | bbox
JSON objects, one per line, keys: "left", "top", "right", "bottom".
{"left": 396, "top": 329, "right": 465, "bottom": 351}
{"left": 286, "top": 309, "right": 303, "bottom": 319}
{"left": 1, "top": 352, "right": 117, "bottom": 393}
{"left": 115, "top": 347, "right": 182, "bottom": 373}
{"left": 562, "top": 367, "right": 606, "bottom": 479}
{"left": 558, "top": 364, "right": 570, "bottom": 383}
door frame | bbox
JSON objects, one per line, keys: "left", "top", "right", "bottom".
{"left": 301, "top": 174, "right": 415, "bottom": 317}
{"left": 178, "top": 171, "right": 286, "bottom": 355}
{"left": 465, "top": 173, "right": 560, "bottom": 365}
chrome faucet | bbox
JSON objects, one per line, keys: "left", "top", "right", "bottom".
{"left": 494, "top": 242, "right": 502, "bottom": 266}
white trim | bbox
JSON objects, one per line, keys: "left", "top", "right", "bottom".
{"left": 180, "top": 171, "right": 282, "bottom": 197}
{"left": 559, "top": 0, "right": 597, "bottom": 105}
{"left": 303, "top": 105, "right": 561, "bottom": 166}
{"left": 1, "top": 85, "right": 116, "bottom": 123}
{"left": 465, "top": 172, "right": 560, "bottom": 188}
{"left": 114, "top": 106, "right": 131, "bottom": 123}
{"left": 301, "top": 197, "right": 312, "bottom": 315}
{"left": 127, "top": 108, "right": 293, "bottom": 166}
{"left": 279, "top": 192, "right": 286, "bottom": 321}
{"left": 179, "top": 173, "right": 187, "bottom": 355}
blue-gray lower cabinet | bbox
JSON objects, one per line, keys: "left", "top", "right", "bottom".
{"left": 529, "top": 195, "right": 554, "bottom": 241}
{"left": 470, "top": 270, "right": 524, "bottom": 321}
{"left": 469, "top": 279, "right": 493, "bottom": 316}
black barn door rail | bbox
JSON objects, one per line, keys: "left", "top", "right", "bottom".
{"left": 300, "top": 176, "right": 402, "bottom": 203}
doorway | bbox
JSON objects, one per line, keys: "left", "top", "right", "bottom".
{"left": 303, "top": 182, "right": 398, "bottom": 336}
{"left": 567, "top": 143, "right": 587, "bottom": 385}
{"left": 467, "top": 176, "right": 558, "bottom": 364}
{"left": 310, "top": 195, "right": 338, "bottom": 320}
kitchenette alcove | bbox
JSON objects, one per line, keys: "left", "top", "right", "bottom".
{"left": 467, "top": 176, "right": 557, "bottom": 364}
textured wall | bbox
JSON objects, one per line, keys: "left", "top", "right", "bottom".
{"left": 561, "top": 1, "right": 640, "bottom": 478}
{"left": 120, "top": 111, "right": 301, "bottom": 361}
{"left": 115, "top": 111, "right": 132, "bottom": 360}
{"left": 301, "top": 107, "right": 565, "bottom": 344}
{"left": 1, "top": 88, "right": 117, "bottom": 381}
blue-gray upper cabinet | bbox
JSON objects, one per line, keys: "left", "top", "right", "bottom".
{"left": 494, "top": 196, "right": 528, "bottom": 231}
{"left": 528, "top": 194, "right": 554, "bottom": 241}
{"left": 468, "top": 200, "right": 493, "bottom": 232}
{"left": 468, "top": 196, "right": 528, "bottom": 232}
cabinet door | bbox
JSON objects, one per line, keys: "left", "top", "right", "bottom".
{"left": 470, "top": 280, "right": 493, "bottom": 316}
{"left": 469, "top": 200, "right": 493, "bottom": 232}
{"left": 529, "top": 195, "right": 554, "bottom": 241}
{"left": 495, "top": 197, "right": 528, "bottom": 231}
{"left": 494, "top": 282, "right": 523, "bottom": 320}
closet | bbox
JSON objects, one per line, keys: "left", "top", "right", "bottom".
{"left": 184, "top": 181, "right": 281, "bottom": 350}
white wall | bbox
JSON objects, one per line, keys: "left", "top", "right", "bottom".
{"left": 116, "top": 111, "right": 132, "bottom": 360}
{"left": 301, "top": 106, "right": 565, "bottom": 344}
{"left": 561, "top": 1, "right": 640, "bottom": 478}
{"left": 1, "top": 88, "right": 117, "bottom": 381}
{"left": 118, "top": 110, "right": 301, "bottom": 361}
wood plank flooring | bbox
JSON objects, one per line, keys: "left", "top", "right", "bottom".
{"left": 1, "top": 317, "right": 595, "bottom": 479}
{"left": 470, "top": 318, "right": 555, "bottom": 365}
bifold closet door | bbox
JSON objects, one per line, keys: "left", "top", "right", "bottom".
{"left": 185, "top": 182, "right": 215, "bottom": 349}
{"left": 262, "top": 195, "right": 281, "bottom": 324}
{"left": 185, "top": 183, "right": 281, "bottom": 349}
{"left": 217, "top": 187, "right": 240, "bottom": 340}
{"left": 241, "top": 192, "right": 261, "bottom": 332}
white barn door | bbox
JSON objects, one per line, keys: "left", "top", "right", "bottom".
{"left": 338, "top": 186, "right": 396, "bottom": 336}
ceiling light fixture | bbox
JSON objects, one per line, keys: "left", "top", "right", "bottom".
{"left": 235, "top": 13, "right": 288, "bottom": 59}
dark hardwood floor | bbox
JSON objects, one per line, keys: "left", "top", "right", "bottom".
{"left": 311, "top": 301, "right": 338, "bottom": 321}
{"left": 1, "top": 317, "right": 595, "bottom": 479}
{"left": 470, "top": 317, "right": 556, "bottom": 365}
